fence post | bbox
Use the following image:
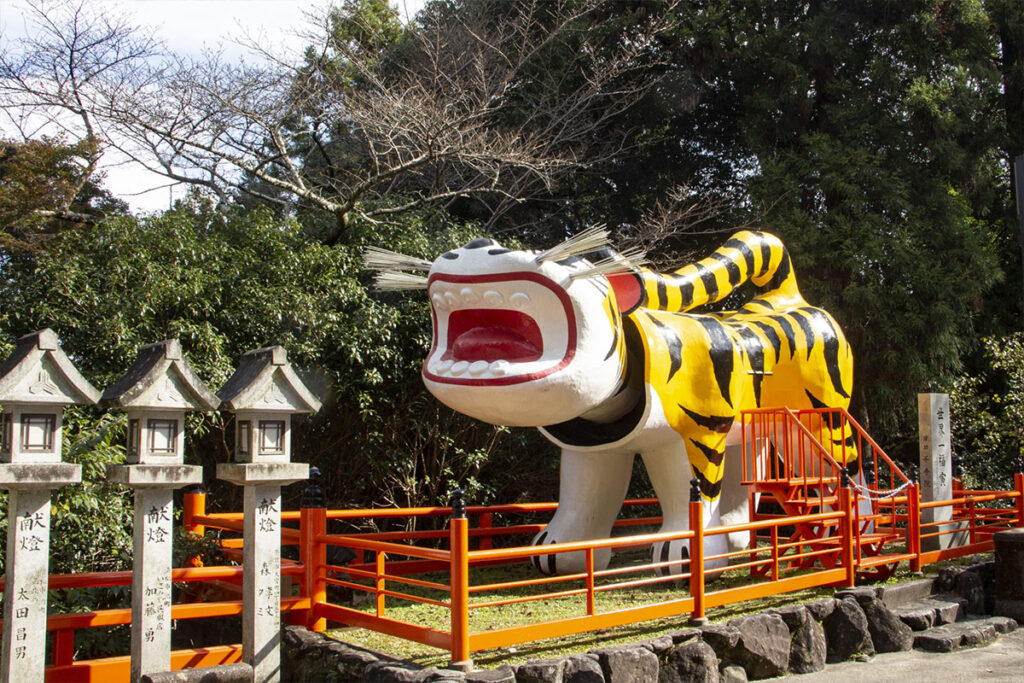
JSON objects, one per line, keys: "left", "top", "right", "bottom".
{"left": 299, "top": 467, "right": 327, "bottom": 632}
{"left": 183, "top": 485, "right": 206, "bottom": 568}
{"left": 449, "top": 487, "right": 472, "bottom": 672}
{"left": 839, "top": 469, "right": 856, "bottom": 587}
{"left": 478, "top": 512, "right": 493, "bottom": 551}
{"left": 1015, "top": 460, "right": 1024, "bottom": 528}
{"left": 908, "top": 482, "right": 922, "bottom": 574}
{"left": 688, "top": 478, "right": 707, "bottom": 625}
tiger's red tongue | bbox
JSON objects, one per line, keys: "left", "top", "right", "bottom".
{"left": 449, "top": 327, "right": 541, "bottom": 363}
{"left": 444, "top": 309, "right": 543, "bottom": 363}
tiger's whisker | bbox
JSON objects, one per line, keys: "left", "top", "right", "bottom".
{"left": 363, "top": 246, "right": 433, "bottom": 272}
{"left": 570, "top": 247, "right": 648, "bottom": 280}
{"left": 373, "top": 272, "right": 430, "bottom": 291}
{"left": 535, "top": 225, "right": 611, "bottom": 264}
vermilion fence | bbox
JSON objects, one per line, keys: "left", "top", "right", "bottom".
{"left": 3, "top": 446, "right": 1023, "bottom": 679}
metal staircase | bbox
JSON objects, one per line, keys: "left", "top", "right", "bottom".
{"left": 740, "top": 407, "right": 914, "bottom": 580}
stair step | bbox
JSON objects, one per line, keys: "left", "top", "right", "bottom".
{"left": 894, "top": 594, "right": 967, "bottom": 630}
{"left": 912, "top": 616, "right": 1017, "bottom": 652}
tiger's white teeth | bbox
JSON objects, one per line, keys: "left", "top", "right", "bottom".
{"left": 428, "top": 285, "right": 533, "bottom": 310}
{"left": 509, "top": 292, "right": 530, "bottom": 308}
{"left": 431, "top": 358, "right": 522, "bottom": 378}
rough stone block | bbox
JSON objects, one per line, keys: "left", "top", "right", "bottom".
{"left": 803, "top": 598, "right": 836, "bottom": 622}
{"left": 724, "top": 613, "right": 790, "bottom": 679}
{"left": 719, "top": 665, "right": 747, "bottom": 683}
{"left": 515, "top": 658, "right": 567, "bottom": 683}
{"left": 641, "top": 634, "right": 675, "bottom": 656}
{"left": 987, "top": 615, "right": 1018, "bottom": 633}
{"left": 593, "top": 645, "right": 658, "bottom": 683}
{"left": 564, "top": 654, "right": 604, "bottom": 683}
{"left": 660, "top": 640, "right": 720, "bottom": 683}
{"left": 139, "top": 663, "right": 254, "bottom": 683}
{"left": 787, "top": 613, "right": 826, "bottom": 674}
{"left": 861, "top": 597, "right": 913, "bottom": 653}
{"left": 956, "top": 570, "right": 986, "bottom": 615}
{"left": 466, "top": 664, "right": 515, "bottom": 682}
{"left": 668, "top": 629, "right": 700, "bottom": 644}
{"left": 894, "top": 603, "right": 936, "bottom": 631}
{"left": 699, "top": 624, "right": 740, "bottom": 651}
{"left": 767, "top": 604, "right": 807, "bottom": 631}
{"left": 823, "top": 597, "right": 874, "bottom": 662}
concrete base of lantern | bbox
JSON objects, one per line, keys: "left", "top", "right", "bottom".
{"left": 0, "top": 463, "right": 81, "bottom": 489}
{"left": 107, "top": 464, "right": 203, "bottom": 489}
{"left": 217, "top": 462, "right": 309, "bottom": 487}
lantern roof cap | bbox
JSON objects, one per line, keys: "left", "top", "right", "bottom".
{"left": 101, "top": 339, "right": 220, "bottom": 411}
{"left": 217, "top": 346, "right": 321, "bottom": 414}
{"left": 0, "top": 328, "right": 100, "bottom": 405}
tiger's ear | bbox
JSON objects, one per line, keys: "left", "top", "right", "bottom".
{"left": 607, "top": 272, "right": 645, "bottom": 314}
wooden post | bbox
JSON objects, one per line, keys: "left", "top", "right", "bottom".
{"left": 449, "top": 488, "right": 471, "bottom": 672}
{"left": 688, "top": 478, "right": 706, "bottom": 625}
{"left": 908, "top": 483, "right": 922, "bottom": 574}
{"left": 478, "top": 512, "right": 493, "bottom": 551}
{"left": 298, "top": 472, "right": 327, "bottom": 632}
{"left": 1015, "top": 471, "right": 1023, "bottom": 528}
{"left": 585, "top": 548, "right": 595, "bottom": 616}
{"left": 182, "top": 487, "right": 206, "bottom": 538}
{"left": 839, "top": 471, "right": 856, "bottom": 587}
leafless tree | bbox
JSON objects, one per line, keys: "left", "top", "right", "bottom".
{"left": 1, "top": 0, "right": 679, "bottom": 243}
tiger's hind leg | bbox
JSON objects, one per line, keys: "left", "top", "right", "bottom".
{"left": 641, "top": 443, "right": 729, "bottom": 577}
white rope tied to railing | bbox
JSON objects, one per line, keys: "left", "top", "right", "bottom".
{"left": 850, "top": 479, "right": 912, "bottom": 502}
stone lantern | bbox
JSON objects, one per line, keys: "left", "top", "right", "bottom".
{"left": 216, "top": 346, "right": 320, "bottom": 683}
{"left": 0, "top": 329, "right": 99, "bottom": 683}
{"left": 218, "top": 346, "right": 322, "bottom": 464}
{"left": 102, "top": 339, "right": 220, "bottom": 682}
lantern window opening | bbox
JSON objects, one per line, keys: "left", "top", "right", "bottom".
{"left": 1, "top": 412, "right": 11, "bottom": 455}
{"left": 147, "top": 419, "right": 178, "bottom": 455}
{"left": 237, "top": 420, "right": 251, "bottom": 458}
{"left": 258, "top": 420, "right": 285, "bottom": 455}
{"left": 127, "top": 419, "right": 140, "bottom": 458}
{"left": 21, "top": 413, "right": 56, "bottom": 452}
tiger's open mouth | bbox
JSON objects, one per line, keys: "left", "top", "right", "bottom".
{"left": 423, "top": 272, "right": 577, "bottom": 385}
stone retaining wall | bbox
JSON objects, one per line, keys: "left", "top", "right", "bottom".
{"left": 281, "top": 561, "right": 1019, "bottom": 683}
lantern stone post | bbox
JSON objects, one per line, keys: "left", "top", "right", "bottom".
{"left": 216, "top": 346, "right": 321, "bottom": 683}
{"left": 0, "top": 329, "right": 99, "bottom": 683}
{"left": 102, "top": 340, "right": 219, "bottom": 682}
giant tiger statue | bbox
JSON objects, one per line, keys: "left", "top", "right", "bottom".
{"left": 365, "top": 230, "right": 854, "bottom": 575}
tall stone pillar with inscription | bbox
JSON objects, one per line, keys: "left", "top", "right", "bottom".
{"left": 918, "top": 393, "right": 965, "bottom": 551}
{"left": 216, "top": 347, "right": 320, "bottom": 683}
{"left": 102, "top": 340, "right": 220, "bottom": 681}
{"left": 0, "top": 329, "right": 99, "bottom": 683}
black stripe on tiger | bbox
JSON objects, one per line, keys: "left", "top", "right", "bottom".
{"left": 696, "top": 316, "right": 734, "bottom": 406}
{"left": 789, "top": 310, "right": 817, "bottom": 359}
{"left": 723, "top": 237, "right": 756, "bottom": 274}
{"left": 680, "top": 405, "right": 734, "bottom": 433}
{"left": 732, "top": 325, "right": 765, "bottom": 406}
{"left": 689, "top": 439, "right": 725, "bottom": 467}
{"left": 694, "top": 262, "right": 719, "bottom": 301}
{"left": 709, "top": 251, "right": 742, "bottom": 288}
{"left": 797, "top": 307, "right": 850, "bottom": 399}
{"left": 647, "top": 315, "right": 683, "bottom": 383}
{"left": 691, "top": 465, "right": 723, "bottom": 499}
{"left": 751, "top": 321, "right": 782, "bottom": 363}
{"left": 757, "top": 234, "right": 772, "bottom": 276}
{"left": 771, "top": 315, "right": 798, "bottom": 359}
{"left": 766, "top": 248, "right": 792, "bottom": 291}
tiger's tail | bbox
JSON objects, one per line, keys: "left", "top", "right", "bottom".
{"left": 632, "top": 231, "right": 803, "bottom": 313}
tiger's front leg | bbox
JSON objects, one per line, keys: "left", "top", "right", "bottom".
{"left": 642, "top": 442, "right": 729, "bottom": 577}
{"left": 531, "top": 449, "right": 634, "bottom": 575}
